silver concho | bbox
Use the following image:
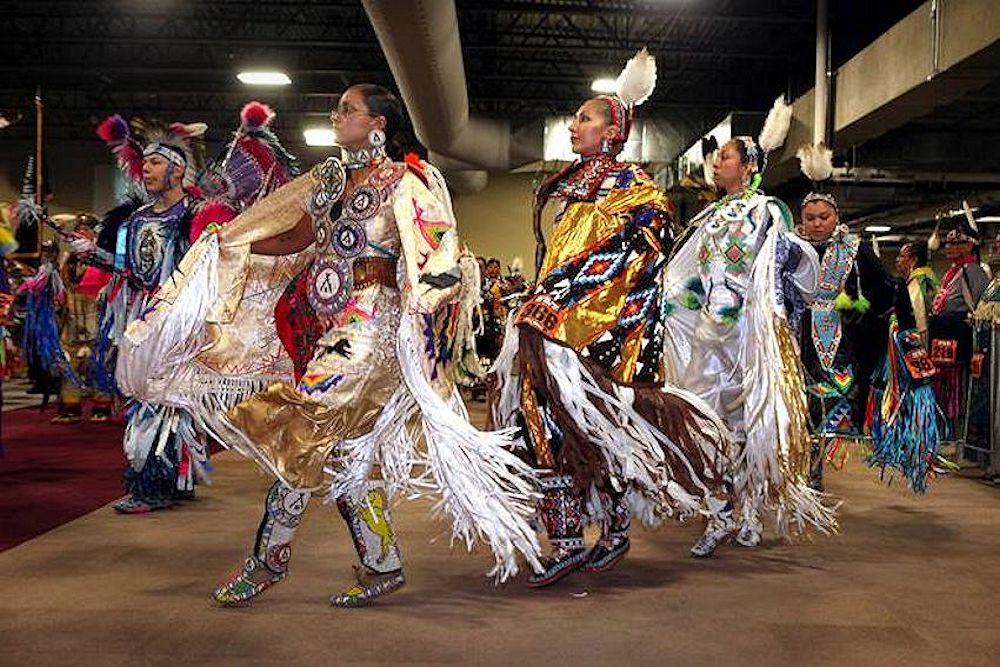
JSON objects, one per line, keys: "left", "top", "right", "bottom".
{"left": 314, "top": 221, "right": 331, "bottom": 251}
{"left": 306, "top": 158, "right": 346, "bottom": 217}
{"left": 331, "top": 220, "right": 367, "bottom": 258}
{"left": 345, "top": 184, "right": 381, "bottom": 221}
{"left": 307, "top": 258, "right": 353, "bottom": 315}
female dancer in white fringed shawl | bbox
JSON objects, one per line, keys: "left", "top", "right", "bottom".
{"left": 661, "top": 98, "right": 838, "bottom": 556}
{"left": 117, "top": 84, "right": 541, "bottom": 608}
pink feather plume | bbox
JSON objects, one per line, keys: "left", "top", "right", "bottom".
{"left": 240, "top": 101, "right": 274, "bottom": 131}
{"left": 96, "top": 114, "right": 130, "bottom": 144}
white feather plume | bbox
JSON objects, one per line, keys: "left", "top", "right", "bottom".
{"left": 615, "top": 47, "right": 657, "bottom": 108}
{"left": 963, "top": 199, "right": 979, "bottom": 233}
{"left": 509, "top": 256, "right": 523, "bottom": 275}
{"left": 928, "top": 214, "right": 942, "bottom": 251}
{"left": 758, "top": 95, "right": 793, "bottom": 154}
{"left": 703, "top": 149, "right": 718, "bottom": 189}
{"left": 796, "top": 142, "right": 833, "bottom": 183}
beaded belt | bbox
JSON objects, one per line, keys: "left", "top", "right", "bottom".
{"left": 353, "top": 256, "right": 398, "bottom": 290}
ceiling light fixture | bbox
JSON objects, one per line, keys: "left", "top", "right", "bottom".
{"left": 237, "top": 71, "right": 292, "bottom": 86}
{"left": 303, "top": 128, "right": 336, "bottom": 146}
{"left": 590, "top": 78, "right": 617, "bottom": 94}
{"left": 865, "top": 225, "right": 891, "bottom": 233}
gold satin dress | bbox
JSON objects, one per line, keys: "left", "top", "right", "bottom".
{"left": 223, "top": 162, "right": 461, "bottom": 489}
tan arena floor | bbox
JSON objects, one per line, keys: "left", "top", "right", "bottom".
{"left": 3, "top": 404, "right": 1000, "bottom": 666}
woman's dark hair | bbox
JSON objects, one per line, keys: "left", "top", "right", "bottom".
{"left": 726, "top": 137, "right": 752, "bottom": 164}
{"left": 350, "top": 84, "right": 402, "bottom": 140}
{"left": 590, "top": 97, "right": 614, "bottom": 127}
{"left": 348, "top": 84, "right": 404, "bottom": 159}
{"left": 906, "top": 240, "right": 929, "bottom": 267}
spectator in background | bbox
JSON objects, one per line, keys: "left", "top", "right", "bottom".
{"left": 896, "top": 240, "right": 938, "bottom": 347}
{"left": 928, "top": 220, "right": 990, "bottom": 432}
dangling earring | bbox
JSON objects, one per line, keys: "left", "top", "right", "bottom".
{"left": 600, "top": 137, "right": 611, "bottom": 154}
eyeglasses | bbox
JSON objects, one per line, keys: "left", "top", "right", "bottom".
{"left": 330, "top": 104, "right": 371, "bottom": 121}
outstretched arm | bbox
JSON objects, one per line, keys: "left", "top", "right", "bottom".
{"left": 249, "top": 213, "right": 314, "bottom": 255}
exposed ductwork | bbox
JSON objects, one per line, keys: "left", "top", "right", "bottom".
{"left": 427, "top": 150, "right": 489, "bottom": 193}
{"left": 361, "top": 0, "right": 539, "bottom": 178}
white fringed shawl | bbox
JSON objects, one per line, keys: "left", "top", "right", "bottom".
{"left": 661, "top": 196, "right": 837, "bottom": 537}
{"left": 116, "top": 166, "right": 543, "bottom": 581}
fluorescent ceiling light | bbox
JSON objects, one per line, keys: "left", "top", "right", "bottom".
{"left": 590, "top": 78, "right": 617, "bottom": 94}
{"left": 303, "top": 128, "right": 336, "bottom": 146}
{"left": 865, "top": 225, "right": 891, "bottom": 233}
{"left": 237, "top": 71, "right": 291, "bottom": 86}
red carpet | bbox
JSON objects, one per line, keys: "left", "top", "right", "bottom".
{"left": 0, "top": 404, "right": 127, "bottom": 552}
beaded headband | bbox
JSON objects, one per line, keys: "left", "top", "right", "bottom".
{"left": 801, "top": 191, "right": 838, "bottom": 211}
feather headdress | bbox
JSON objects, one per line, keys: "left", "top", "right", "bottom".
{"left": 729, "top": 94, "right": 793, "bottom": 185}
{"left": 96, "top": 114, "right": 144, "bottom": 182}
{"left": 928, "top": 213, "right": 942, "bottom": 252}
{"left": 963, "top": 199, "right": 979, "bottom": 234}
{"left": 133, "top": 118, "right": 207, "bottom": 187}
{"left": 97, "top": 114, "right": 207, "bottom": 189}
{"left": 927, "top": 201, "right": 982, "bottom": 252}
{"left": 942, "top": 201, "right": 981, "bottom": 246}
{"left": 592, "top": 47, "right": 658, "bottom": 151}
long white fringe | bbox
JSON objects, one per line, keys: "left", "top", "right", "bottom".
{"left": 489, "top": 313, "right": 522, "bottom": 430}
{"left": 742, "top": 221, "right": 838, "bottom": 537}
{"left": 324, "top": 386, "right": 419, "bottom": 504}
{"left": 116, "top": 234, "right": 220, "bottom": 401}
{"left": 541, "top": 340, "right": 715, "bottom": 523}
{"left": 122, "top": 402, "right": 207, "bottom": 484}
{"left": 396, "top": 315, "right": 542, "bottom": 581}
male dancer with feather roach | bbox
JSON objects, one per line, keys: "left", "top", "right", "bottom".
{"left": 70, "top": 102, "right": 298, "bottom": 513}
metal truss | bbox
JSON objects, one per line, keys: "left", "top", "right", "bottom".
{"left": 0, "top": 0, "right": 934, "bottom": 172}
